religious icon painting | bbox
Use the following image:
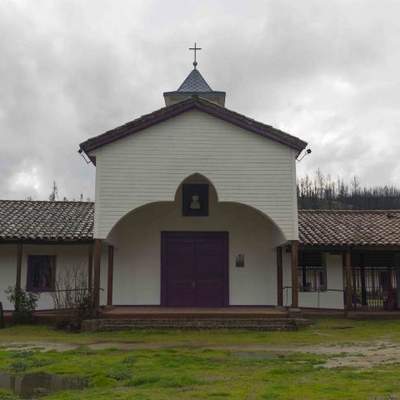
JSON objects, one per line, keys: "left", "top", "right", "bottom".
{"left": 182, "top": 184, "right": 209, "bottom": 216}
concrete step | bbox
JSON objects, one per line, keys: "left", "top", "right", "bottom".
{"left": 82, "top": 317, "right": 311, "bottom": 332}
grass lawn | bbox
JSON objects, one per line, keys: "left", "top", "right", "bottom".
{"left": 0, "top": 318, "right": 400, "bottom": 399}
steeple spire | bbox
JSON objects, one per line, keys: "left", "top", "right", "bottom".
{"left": 189, "top": 42, "right": 202, "bottom": 69}
{"left": 163, "top": 44, "right": 226, "bottom": 107}
{"left": 177, "top": 69, "right": 212, "bottom": 92}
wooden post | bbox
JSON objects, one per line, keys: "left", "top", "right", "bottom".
{"left": 395, "top": 253, "right": 400, "bottom": 310}
{"left": 93, "top": 239, "right": 102, "bottom": 310}
{"left": 16, "top": 243, "right": 23, "bottom": 290}
{"left": 15, "top": 242, "right": 23, "bottom": 312}
{"left": 277, "top": 247, "right": 283, "bottom": 306}
{"left": 88, "top": 244, "right": 93, "bottom": 291}
{"left": 107, "top": 245, "right": 114, "bottom": 306}
{"left": 360, "top": 253, "right": 367, "bottom": 306}
{"left": 387, "top": 266, "right": 393, "bottom": 291}
{"left": 344, "top": 249, "right": 352, "bottom": 311}
{"left": 0, "top": 301, "right": 4, "bottom": 329}
{"left": 291, "top": 240, "right": 299, "bottom": 308}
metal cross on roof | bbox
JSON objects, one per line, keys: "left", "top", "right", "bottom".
{"left": 189, "top": 42, "right": 202, "bottom": 69}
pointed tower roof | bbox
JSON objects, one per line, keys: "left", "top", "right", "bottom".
{"left": 164, "top": 68, "right": 226, "bottom": 107}
{"left": 164, "top": 44, "right": 226, "bottom": 107}
{"left": 177, "top": 69, "right": 212, "bottom": 92}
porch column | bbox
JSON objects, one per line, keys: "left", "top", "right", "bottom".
{"left": 16, "top": 243, "right": 23, "bottom": 291}
{"left": 87, "top": 244, "right": 93, "bottom": 291}
{"left": 107, "top": 245, "right": 114, "bottom": 306}
{"left": 291, "top": 240, "right": 299, "bottom": 308}
{"left": 360, "top": 253, "right": 367, "bottom": 306}
{"left": 343, "top": 249, "right": 353, "bottom": 311}
{"left": 395, "top": 253, "right": 400, "bottom": 308}
{"left": 15, "top": 242, "right": 23, "bottom": 312}
{"left": 93, "top": 239, "right": 102, "bottom": 310}
{"left": 276, "top": 246, "right": 283, "bottom": 306}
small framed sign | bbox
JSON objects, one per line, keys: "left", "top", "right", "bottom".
{"left": 235, "top": 254, "right": 245, "bottom": 268}
{"left": 182, "top": 184, "right": 209, "bottom": 217}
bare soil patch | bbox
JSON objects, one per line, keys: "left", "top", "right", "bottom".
{"left": 3, "top": 339, "right": 400, "bottom": 369}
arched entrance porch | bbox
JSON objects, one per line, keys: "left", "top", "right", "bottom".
{"left": 91, "top": 174, "right": 299, "bottom": 309}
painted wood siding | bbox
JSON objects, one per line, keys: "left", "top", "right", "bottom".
{"left": 93, "top": 109, "right": 299, "bottom": 240}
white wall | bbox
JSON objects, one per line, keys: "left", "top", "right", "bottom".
{"left": 93, "top": 109, "right": 298, "bottom": 242}
{"left": 0, "top": 244, "right": 346, "bottom": 310}
{"left": 283, "top": 252, "right": 345, "bottom": 309}
{"left": 0, "top": 245, "right": 18, "bottom": 310}
{"left": 107, "top": 180, "right": 279, "bottom": 306}
{"left": 0, "top": 243, "right": 108, "bottom": 311}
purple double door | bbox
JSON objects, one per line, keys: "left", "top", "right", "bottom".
{"left": 161, "top": 232, "right": 229, "bottom": 307}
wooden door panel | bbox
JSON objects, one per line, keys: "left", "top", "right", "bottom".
{"left": 195, "top": 237, "right": 226, "bottom": 307}
{"left": 164, "top": 238, "right": 196, "bottom": 306}
{"left": 162, "top": 232, "right": 228, "bottom": 307}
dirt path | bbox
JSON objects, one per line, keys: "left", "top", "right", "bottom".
{"left": 2, "top": 340, "right": 400, "bottom": 369}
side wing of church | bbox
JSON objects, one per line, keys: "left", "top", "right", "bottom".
{"left": 1, "top": 60, "right": 400, "bottom": 315}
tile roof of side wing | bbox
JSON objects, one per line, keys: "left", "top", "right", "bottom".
{"left": 0, "top": 200, "right": 94, "bottom": 242}
{"left": 79, "top": 97, "right": 308, "bottom": 159}
{"left": 299, "top": 209, "right": 400, "bottom": 247}
{"left": 2, "top": 202, "right": 400, "bottom": 247}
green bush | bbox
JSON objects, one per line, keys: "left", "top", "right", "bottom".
{"left": 0, "top": 389, "right": 19, "bottom": 400}
{"left": 5, "top": 286, "right": 38, "bottom": 324}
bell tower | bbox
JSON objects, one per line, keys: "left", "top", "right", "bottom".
{"left": 163, "top": 43, "right": 226, "bottom": 107}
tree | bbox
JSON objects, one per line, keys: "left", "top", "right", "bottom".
{"left": 49, "top": 181, "right": 59, "bottom": 201}
{"left": 297, "top": 170, "right": 400, "bottom": 210}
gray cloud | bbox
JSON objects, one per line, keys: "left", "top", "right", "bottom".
{"left": 1, "top": 0, "right": 399, "bottom": 200}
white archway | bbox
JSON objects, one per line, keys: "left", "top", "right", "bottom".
{"left": 106, "top": 172, "right": 287, "bottom": 246}
{"left": 97, "top": 173, "right": 290, "bottom": 307}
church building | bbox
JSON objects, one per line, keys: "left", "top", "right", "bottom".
{"left": 1, "top": 49, "right": 400, "bottom": 317}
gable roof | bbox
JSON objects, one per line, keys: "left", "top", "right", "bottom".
{"left": 1, "top": 201, "right": 400, "bottom": 247}
{"left": 0, "top": 200, "right": 93, "bottom": 243}
{"left": 177, "top": 69, "right": 212, "bottom": 92}
{"left": 299, "top": 210, "right": 400, "bottom": 247}
{"left": 79, "top": 97, "right": 307, "bottom": 159}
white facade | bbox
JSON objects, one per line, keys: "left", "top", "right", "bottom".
{"left": 107, "top": 178, "right": 278, "bottom": 305}
{"left": 0, "top": 242, "right": 345, "bottom": 310}
{"left": 91, "top": 109, "right": 298, "bottom": 242}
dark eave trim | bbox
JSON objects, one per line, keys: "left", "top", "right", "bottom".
{"left": 163, "top": 90, "right": 226, "bottom": 96}
{"left": 300, "top": 243, "right": 400, "bottom": 252}
{"left": 0, "top": 239, "right": 94, "bottom": 245}
{"left": 79, "top": 97, "right": 307, "bottom": 157}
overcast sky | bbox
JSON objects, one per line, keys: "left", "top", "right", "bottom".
{"left": 1, "top": 0, "right": 399, "bottom": 200}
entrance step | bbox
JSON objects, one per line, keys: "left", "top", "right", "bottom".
{"left": 81, "top": 317, "right": 311, "bottom": 332}
{"left": 99, "top": 306, "right": 291, "bottom": 320}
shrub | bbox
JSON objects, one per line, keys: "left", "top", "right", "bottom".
{"left": 51, "top": 266, "right": 94, "bottom": 331}
{"left": 0, "top": 389, "right": 19, "bottom": 400}
{"left": 5, "top": 286, "right": 38, "bottom": 324}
